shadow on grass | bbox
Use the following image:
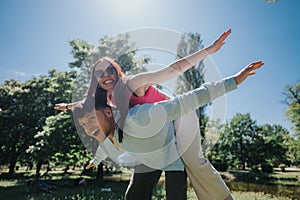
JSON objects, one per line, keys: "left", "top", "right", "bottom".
{"left": 0, "top": 171, "right": 166, "bottom": 200}
{"left": 222, "top": 170, "right": 300, "bottom": 200}
{"left": 225, "top": 170, "right": 299, "bottom": 185}
{"left": 0, "top": 177, "right": 131, "bottom": 200}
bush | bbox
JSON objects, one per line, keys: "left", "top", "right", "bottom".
{"left": 250, "top": 165, "right": 260, "bottom": 173}
{"left": 212, "top": 162, "right": 228, "bottom": 172}
{"left": 279, "top": 164, "right": 286, "bottom": 172}
{"left": 261, "top": 163, "right": 273, "bottom": 173}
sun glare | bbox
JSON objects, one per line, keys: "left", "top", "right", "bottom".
{"left": 101, "top": 0, "right": 159, "bottom": 18}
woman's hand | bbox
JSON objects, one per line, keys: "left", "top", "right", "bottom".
{"left": 54, "top": 103, "right": 69, "bottom": 111}
{"left": 206, "top": 28, "right": 232, "bottom": 54}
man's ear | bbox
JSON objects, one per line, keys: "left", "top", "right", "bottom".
{"left": 103, "top": 107, "right": 113, "bottom": 118}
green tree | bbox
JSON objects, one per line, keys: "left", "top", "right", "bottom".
{"left": 95, "top": 34, "right": 149, "bottom": 75}
{"left": 25, "top": 70, "right": 79, "bottom": 174}
{"left": 285, "top": 133, "right": 300, "bottom": 166}
{"left": 205, "top": 119, "right": 227, "bottom": 165}
{"left": 176, "top": 32, "right": 208, "bottom": 139}
{"left": 284, "top": 82, "right": 300, "bottom": 135}
{"left": 0, "top": 79, "right": 28, "bottom": 174}
{"left": 259, "top": 124, "right": 289, "bottom": 167}
{"left": 283, "top": 82, "right": 300, "bottom": 166}
{"left": 29, "top": 112, "right": 91, "bottom": 173}
{"left": 0, "top": 70, "right": 73, "bottom": 174}
{"left": 217, "top": 113, "right": 262, "bottom": 170}
{"left": 176, "top": 32, "right": 205, "bottom": 93}
{"left": 211, "top": 116, "right": 291, "bottom": 170}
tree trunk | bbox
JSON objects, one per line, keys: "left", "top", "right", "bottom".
{"left": 64, "top": 165, "right": 70, "bottom": 173}
{"left": 96, "top": 163, "right": 104, "bottom": 180}
{"left": 8, "top": 157, "right": 17, "bottom": 175}
{"left": 28, "top": 162, "right": 33, "bottom": 170}
{"left": 36, "top": 160, "right": 44, "bottom": 174}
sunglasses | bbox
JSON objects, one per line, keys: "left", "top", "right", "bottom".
{"left": 94, "top": 65, "right": 117, "bottom": 79}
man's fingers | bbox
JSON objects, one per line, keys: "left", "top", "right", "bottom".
{"left": 225, "top": 28, "right": 232, "bottom": 36}
{"left": 248, "top": 72, "right": 256, "bottom": 76}
{"left": 246, "top": 61, "right": 264, "bottom": 76}
{"left": 249, "top": 61, "right": 264, "bottom": 70}
{"left": 253, "top": 60, "right": 264, "bottom": 66}
{"left": 86, "top": 164, "right": 92, "bottom": 169}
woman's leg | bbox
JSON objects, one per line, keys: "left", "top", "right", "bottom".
{"left": 174, "top": 111, "right": 232, "bottom": 200}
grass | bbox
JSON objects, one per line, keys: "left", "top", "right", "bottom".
{"left": 223, "top": 168, "right": 300, "bottom": 186}
{"left": 0, "top": 167, "right": 299, "bottom": 200}
{"left": 0, "top": 179, "right": 295, "bottom": 200}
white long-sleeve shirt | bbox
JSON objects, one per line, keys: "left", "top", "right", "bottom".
{"left": 92, "top": 77, "right": 237, "bottom": 170}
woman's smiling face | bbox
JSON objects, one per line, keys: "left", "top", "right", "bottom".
{"left": 94, "top": 60, "right": 118, "bottom": 92}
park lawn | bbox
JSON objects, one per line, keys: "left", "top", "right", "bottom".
{"left": 0, "top": 178, "right": 294, "bottom": 200}
{"left": 0, "top": 179, "right": 294, "bottom": 200}
{"left": 0, "top": 167, "right": 298, "bottom": 199}
{"left": 223, "top": 168, "right": 299, "bottom": 186}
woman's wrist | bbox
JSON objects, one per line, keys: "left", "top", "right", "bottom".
{"left": 205, "top": 46, "right": 213, "bottom": 54}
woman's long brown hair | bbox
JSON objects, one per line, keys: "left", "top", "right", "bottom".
{"left": 86, "top": 57, "right": 129, "bottom": 143}
{"left": 86, "top": 57, "right": 125, "bottom": 98}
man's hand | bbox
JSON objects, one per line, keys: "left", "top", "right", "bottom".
{"left": 85, "top": 162, "right": 96, "bottom": 170}
{"left": 234, "top": 61, "right": 264, "bottom": 85}
{"left": 207, "top": 28, "right": 232, "bottom": 54}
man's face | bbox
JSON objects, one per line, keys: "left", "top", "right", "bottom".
{"left": 78, "top": 109, "right": 113, "bottom": 142}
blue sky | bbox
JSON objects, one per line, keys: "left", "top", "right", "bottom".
{"left": 0, "top": 0, "right": 299, "bottom": 133}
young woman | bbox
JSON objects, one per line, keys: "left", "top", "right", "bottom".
{"left": 55, "top": 29, "right": 234, "bottom": 199}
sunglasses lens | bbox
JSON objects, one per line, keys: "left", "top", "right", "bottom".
{"left": 94, "top": 70, "right": 104, "bottom": 79}
{"left": 94, "top": 65, "right": 116, "bottom": 79}
{"left": 107, "top": 66, "right": 116, "bottom": 74}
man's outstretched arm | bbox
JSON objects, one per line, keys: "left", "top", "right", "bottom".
{"left": 140, "top": 61, "right": 264, "bottom": 124}
{"left": 126, "top": 61, "right": 264, "bottom": 136}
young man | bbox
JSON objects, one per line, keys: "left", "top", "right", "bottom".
{"left": 74, "top": 99, "right": 188, "bottom": 200}
{"left": 75, "top": 61, "right": 264, "bottom": 200}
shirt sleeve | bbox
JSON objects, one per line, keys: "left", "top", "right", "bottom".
{"left": 91, "top": 145, "right": 108, "bottom": 165}
{"left": 126, "top": 77, "right": 237, "bottom": 131}
{"left": 160, "top": 77, "right": 237, "bottom": 122}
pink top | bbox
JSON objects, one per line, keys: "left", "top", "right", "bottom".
{"left": 107, "top": 76, "right": 168, "bottom": 108}
{"left": 129, "top": 85, "right": 168, "bottom": 107}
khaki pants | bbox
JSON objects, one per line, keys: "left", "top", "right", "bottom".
{"left": 174, "top": 111, "right": 232, "bottom": 200}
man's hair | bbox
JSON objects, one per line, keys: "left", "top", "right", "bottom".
{"left": 73, "top": 98, "right": 94, "bottom": 120}
{"left": 73, "top": 87, "right": 109, "bottom": 120}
